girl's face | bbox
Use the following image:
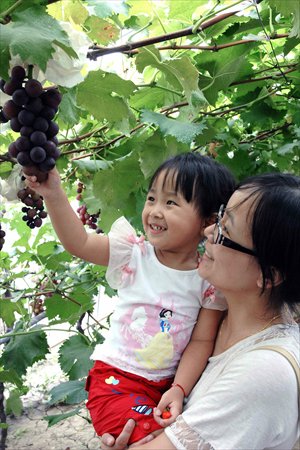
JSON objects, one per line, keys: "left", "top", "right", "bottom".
{"left": 142, "top": 170, "right": 205, "bottom": 254}
{"left": 198, "top": 190, "right": 261, "bottom": 294}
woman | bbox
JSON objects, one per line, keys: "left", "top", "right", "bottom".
{"left": 101, "top": 172, "right": 300, "bottom": 450}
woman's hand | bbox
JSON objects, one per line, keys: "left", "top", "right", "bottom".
{"left": 100, "top": 419, "right": 155, "bottom": 450}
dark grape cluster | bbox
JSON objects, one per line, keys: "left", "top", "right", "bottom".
{"left": 76, "top": 182, "right": 102, "bottom": 233}
{"left": 29, "top": 297, "right": 45, "bottom": 316}
{"left": 0, "top": 224, "right": 5, "bottom": 250}
{"left": 0, "top": 66, "right": 61, "bottom": 180}
{"left": 17, "top": 187, "right": 47, "bottom": 228}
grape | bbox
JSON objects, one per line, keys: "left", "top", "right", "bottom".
{"left": 33, "top": 117, "right": 49, "bottom": 132}
{"left": 11, "top": 66, "right": 26, "bottom": 81}
{"left": 39, "top": 157, "right": 56, "bottom": 172}
{"left": 17, "top": 151, "right": 32, "bottom": 166}
{"left": 12, "top": 89, "right": 29, "bottom": 106}
{"left": 30, "top": 130, "right": 47, "bottom": 146}
{"left": 18, "top": 109, "right": 35, "bottom": 126}
{"left": 3, "top": 100, "right": 22, "bottom": 119}
{"left": 0, "top": 110, "right": 9, "bottom": 123}
{"left": 30, "top": 146, "right": 46, "bottom": 163}
{"left": 0, "top": 224, "right": 5, "bottom": 251}
{"left": 50, "top": 136, "right": 59, "bottom": 145}
{"left": 10, "top": 117, "right": 22, "bottom": 132}
{"left": 17, "top": 186, "right": 48, "bottom": 229}
{"left": 8, "top": 142, "right": 19, "bottom": 158}
{"left": 40, "top": 106, "right": 56, "bottom": 121}
{"left": 46, "top": 121, "right": 59, "bottom": 138}
{"left": 25, "top": 79, "right": 43, "bottom": 98}
{"left": 0, "top": 79, "right": 6, "bottom": 92}
{"left": 41, "top": 89, "right": 62, "bottom": 108}
{"left": 4, "top": 79, "right": 22, "bottom": 95}
{"left": 15, "top": 136, "right": 31, "bottom": 152}
{"left": 20, "top": 126, "right": 33, "bottom": 137}
{"left": 25, "top": 97, "right": 43, "bottom": 114}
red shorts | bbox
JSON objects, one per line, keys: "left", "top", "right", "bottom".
{"left": 85, "top": 361, "right": 173, "bottom": 444}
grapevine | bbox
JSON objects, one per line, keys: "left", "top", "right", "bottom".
{"left": 1, "top": 66, "right": 61, "bottom": 182}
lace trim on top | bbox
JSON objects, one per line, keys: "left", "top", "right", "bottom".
{"left": 166, "top": 416, "right": 215, "bottom": 450}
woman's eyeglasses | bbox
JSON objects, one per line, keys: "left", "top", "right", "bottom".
{"left": 213, "top": 205, "right": 256, "bottom": 256}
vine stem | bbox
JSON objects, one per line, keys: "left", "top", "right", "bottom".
{"left": 0, "top": 0, "right": 24, "bottom": 21}
{"left": 0, "top": 327, "right": 91, "bottom": 345}
{"left": 192, "top": 0, "right": 245, "bottom": 33}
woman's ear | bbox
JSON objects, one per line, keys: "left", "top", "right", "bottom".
{"left": 257, "top": 267, "right": 283, "bottom": 289}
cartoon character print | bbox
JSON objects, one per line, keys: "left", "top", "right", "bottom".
{"left": 120, "top": 294, "right": 195, "bottom": 371}
{"left": 159, "top": 308, "right": 172, "bottom": 332}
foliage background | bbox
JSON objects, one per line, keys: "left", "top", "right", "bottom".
{"left": 0, "top": 0, "right": 299, "bottom": 433}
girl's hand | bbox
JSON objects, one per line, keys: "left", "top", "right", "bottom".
{"left": 23, "top": 167, "right": 62, "bottom": 200}
{"left": 100, "top": 419, "right": 155, "bottom": 450}
{"left": 153, "top": 387, "right": 183, "bottom": 427}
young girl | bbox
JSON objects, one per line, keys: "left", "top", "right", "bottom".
{"left": 24, "top": 152, "right": 236, "bottom": 443}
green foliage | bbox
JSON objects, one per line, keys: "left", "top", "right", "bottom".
{"left": 0, "top": 0, "right": 299, "bottom": 431}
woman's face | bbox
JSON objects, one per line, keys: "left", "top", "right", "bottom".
{"left": 198, "top": 190, "right": 261, "bottom": 294}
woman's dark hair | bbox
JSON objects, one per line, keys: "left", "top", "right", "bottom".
{"left": 237, "top": 172, "right": 300, "bottom": 313}
{"left": 148, "top": 152, "right": 236, "bottom": 219}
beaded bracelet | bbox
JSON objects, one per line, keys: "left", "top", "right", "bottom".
{"left": 171, "top": 383, "right": 186, "bottom": 397}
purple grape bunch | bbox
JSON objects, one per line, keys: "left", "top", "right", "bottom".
{"left": 0, "top": 223, "right": 5, "bottom": 250}
{"left": 0, "top": 66, "right": 61, "bottom": 180}
{"left": 17, "top": 187, "right": 47, "bottom": 229}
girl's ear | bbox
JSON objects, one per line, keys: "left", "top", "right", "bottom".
{"left": 257, "top": 267, "right": 283, "bottom": 289}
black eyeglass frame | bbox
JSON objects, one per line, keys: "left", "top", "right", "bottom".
{"left": 214, "top": 204, "right": 256, "bottom": 256}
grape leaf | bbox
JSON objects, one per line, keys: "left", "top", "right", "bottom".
{"left": 85, "top": 16, "right": 120, "bottom": 45}
{"left": 57, "top": 87, "right": 83, "bottom": 128}
{"left": 58, "top": 334, "right": 94, "bottom": 380}
{"left": 268, "top": 0, "right": 300, "bottom": 37}
{"left": 0, "top": 297, "right": 25, "bottom": 328}
{"left": 77, "top": 71, "right": 136, "bottom": 125}
{"left": 0, "top": 7, "right": 73, "bottom": 78}
{"left": 141, "top": 110, "right": 207, "bottom": 144}
{"left": 86, "top": 0, "right": 130, "bottom": 18}
{"left": 139, "top": 131, "right": 185, "bottom": 179}
{"left": 5, "top": 390, "right": 23, "bottom": 417}
{"left": 44, "top": 406, "right": 82, "bottom": 427}
{"left": 93, "top": 153, "right": 144, "bottom": 229}
{"left": 47, "top": 0, "right": 89, "bottom": 25}
{"left": 0, "top": 327, "right": 49, "bottom": 376}
{"left": 49, "top": 380, "right": 87, "bottom": 405}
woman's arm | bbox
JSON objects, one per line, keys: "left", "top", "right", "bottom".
{"left": 25, "top": 169, "right": 110, "bottom": 266}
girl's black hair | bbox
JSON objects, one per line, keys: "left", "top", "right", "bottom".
{"left": 148, "top": 152, "right": 236, "bottom": 219}
{"left": 237, "top": 172, "right": 300, "bottom": 313}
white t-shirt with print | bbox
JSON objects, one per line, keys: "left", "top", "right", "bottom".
{"left": 165, "top": 323, "right": 300, "bottom": 449}
{"left": 91, "top": 217, "right": 227, "bottom": 382}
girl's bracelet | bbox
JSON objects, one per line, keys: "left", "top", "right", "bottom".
{"left": 171, "top": 383, "right": 186, "bottom": 397}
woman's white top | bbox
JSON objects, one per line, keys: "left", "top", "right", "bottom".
{"left": 165, "top": 323, "right": 300, "bottom": 450}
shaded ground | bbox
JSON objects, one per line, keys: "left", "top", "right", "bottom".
{"left": 6, "top": 401, "right": 100, "bottom": 450}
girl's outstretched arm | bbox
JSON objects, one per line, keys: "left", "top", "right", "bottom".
{"left": 24, "top": 168, "right": 109, "bottom": 266}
